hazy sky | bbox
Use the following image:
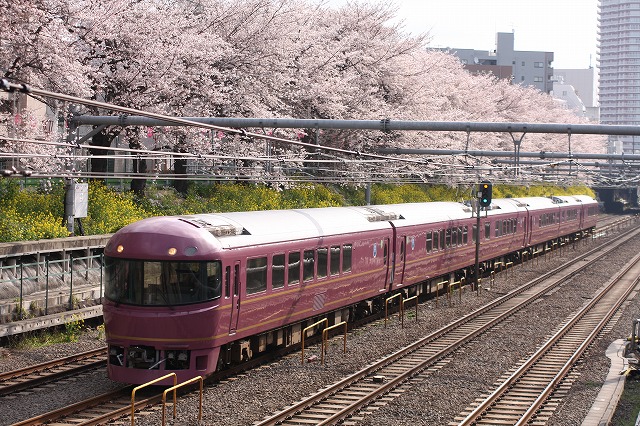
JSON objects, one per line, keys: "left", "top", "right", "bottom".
{"left": 329, "top": 0, "right": 598, "bottom": 69}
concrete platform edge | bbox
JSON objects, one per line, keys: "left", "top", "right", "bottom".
{"left": 582, "top": 338, "right": 629, "bottom": 426}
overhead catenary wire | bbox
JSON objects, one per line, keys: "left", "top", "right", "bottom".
{"left": 0, "top": 79, "right": 429, "bottom": 166}
{"left": 0, "top": 78, "right": 631, "bottom": 187}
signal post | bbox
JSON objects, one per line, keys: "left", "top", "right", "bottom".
{"left": 474, "top": 181, "right": 492, "bottom": 292}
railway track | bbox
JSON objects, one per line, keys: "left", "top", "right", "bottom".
{"left": 3, "top": 217, "right": 635, "bottom": 425}
{"left": 595, "top": 214, "right": 636, "bottom": 235}
{"left": 10, "top": 386, "right": 155, "bottom": 426}
{"left": 455, "top": 250, "right": 640, "bottom": 425}
{"left": 0, "top": 347, "right": 106, "bottom": 397}
{"left": 252, "top": 223, "right": 640, "bottom": 425}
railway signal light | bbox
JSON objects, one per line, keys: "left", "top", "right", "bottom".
{"left": 479, "top": 181, "right": 492, "bottom": 207}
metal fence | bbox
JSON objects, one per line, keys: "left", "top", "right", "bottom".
{"left": 0, "top": 252, "right": 103, "bottom": 318}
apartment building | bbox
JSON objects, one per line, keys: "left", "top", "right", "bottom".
{"left": 439, "top": 32, "right": 555, "bottom": 93}
{"left": 598, "top": 0, "right": 640, "bottom": 154}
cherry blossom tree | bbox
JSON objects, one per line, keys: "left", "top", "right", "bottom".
{"left": 0, "top": 0, "right": 606, "bottom": 190}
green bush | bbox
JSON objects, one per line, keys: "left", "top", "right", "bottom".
{"left": 135, "top": 184, "right": 190, "bottom": 216}
{"left": 0, "top": 180, "right": 598, "bottom": 242}
{"left": 0, "top": 180, "right": 68, "bottom": 242}
{"left": 279, "top": 184, "right": 344, "bottom": 209}
{"left": 0, "top": 209, "right": 68, "bottom": 242}
{"left": 82, "top": 182, "right": 147, "bottom": 234}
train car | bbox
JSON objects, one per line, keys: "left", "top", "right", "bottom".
{"left": 103, "top": 195, "right": 598, "bottom": 384}
{"left": 104, "top": 205, "right": 396, "bottom": 384}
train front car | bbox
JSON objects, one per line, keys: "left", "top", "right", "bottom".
{"left": 103, "top": 215, "right": 229, "bottom": 384}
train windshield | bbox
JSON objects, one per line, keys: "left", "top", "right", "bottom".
{"left": 104, "top": 257, "right": 222, "bottom": 306}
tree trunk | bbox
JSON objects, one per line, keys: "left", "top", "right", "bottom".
{"left": 131, "top": 156, "right": 147, "bottom": 196}
{"left": 173, "top": 134, "right": 189, "bottom": 195}
{"left": 173, "top": 156, "right": 189, "bottom": 195}
{"left": 126, "top": 128, "right": 147, "bottom": 196}
{"left": 90, "top": 129, "right": 114, "bottom": 179}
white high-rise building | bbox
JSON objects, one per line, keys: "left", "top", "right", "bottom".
{"left": 598, "top": 0, "right": 640, "bottom": 154}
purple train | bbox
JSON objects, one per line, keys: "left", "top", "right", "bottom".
{"left": 103, "top": 194, "right": 598, "bottom": 384}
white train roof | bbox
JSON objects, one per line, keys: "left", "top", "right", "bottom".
{"left": 185, "top": 206, "right": 395, "bottom": 248}
{"left": 510, "top": 196, "right": 560, "bottom": 210}
{"left": 555, "top": 194, "right": 597, "bottom": 205}
{"left": 175, "top": 195, "right": 593, "bottom": 249}
{"left": 370, "top": 202, "right": 472, "bottom": 224}
{"left": 510, "top": 195, "right": 595, "bottom": 211}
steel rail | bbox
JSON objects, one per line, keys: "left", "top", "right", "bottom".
{"left": 519, "top": 268, "right": 640, "bottom": 425}
{"left": 254, "top": 225, "right": 640, "bottom": 425}
{"left": 0, "top": 347, "right": 107, "bottom": 396}
{"left": 458, "top": 252, "right": 640, "bottom": 425}
{"left": 10, "top": 387, "right": 148, "bottom": 426}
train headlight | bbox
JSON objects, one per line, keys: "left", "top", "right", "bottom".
{"left": 116, "top": 245, "right": 124, "bottom": 253}
{"left": 168, "top": 247, "right": 177, "bottom": 256}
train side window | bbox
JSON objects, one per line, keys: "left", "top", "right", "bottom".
{"left": 502, "top": 220, "right": 507, "bottom": 236}
{"left": 288, "top": 251, "right": 300, "bottom": 285}
{"left": 225, "top": 266, "right": 230, "bottom": 298}
{"left": 272, "top": 254, "right": 285, "bottom": 289}
{"left": 426, "top": 231, "right": 433, "bottom": 252}
{"left": 330, "top": 246, "right": 340, "bottom": 275}
{"left": 451, "top": 228, "right": 457, "bottom": 247}
{"left": 383, "top": 242, "right": 388, "bottom": 265}
{"left": 472, "top": 224, "right": 477, "bottom": 243}
{"left": 400, "top": 239, "right": 405, "bottom": 261}
{"left": 342, "top": 244, "right": 352, "bottom": 273}
{"left": 495, "top": 222, "right": 501, "bottom": 238}
{"left": 462, "top": 226, "right": 468, "bottom": 245}
{"left": 439, "top": 230, "right": 445, "bottom": 250}
{"left": 457, "top": 227, "right": 463, "bottom": 246}
{"left": 433, "top": 231, "right": 439, "bottom": 251}
{"left": 303, "top": 250, "right": 315, "bottom": 282}
{"left": 233, "top": 264, "right": 239, "bottom": 296}
{"left": 246, "top": 257, "right": 267, "bottom": 295}
{"left": 317, "top": 247, "right": 328, "bottom": 279}
{"left": 484, "top": 222, "right": 491, "bottom": 240}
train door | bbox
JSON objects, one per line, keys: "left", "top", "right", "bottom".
{"left": 522, "top": 214, "right": 529, "bottom": 247}
{"left": 387, "top": 223, "right": 397, "bottom": 291}
{"left": 396, "top": 234, "right": 407, "bottom": 286}
{"left": 382, "top": 237, "right": 391, "bottom": 291}
{"left": 579, "top": 206, "right": 585, "bottom": 229}
{"left": 228, "top": 261, "right": 241, "bottom": 335}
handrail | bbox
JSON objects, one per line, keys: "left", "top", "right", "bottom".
{"left": 504, "top": 261, "right": 513, "bottom": 280}
{"left": 384, "top": 293, "right": 403, "bottom": 327}
{"left": 131, "top": 373, "right": 177, "bottom": 426}
{"left": 321, "top": 321, "right": 348, "bottom": 365}
{"left": 401, "top": 295, "right": 418, "bottom": 327}
{"left": 161, "top": 376, "right": 203, "bottom": 425}
{"left": 459, "top": 277, "right": 466, "bottom": 301}
{"left": 435, "top": 280, "right": 448, "bottom": 307}
{"left": 301, "top": 318, "right": 328, "bottom": 364}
